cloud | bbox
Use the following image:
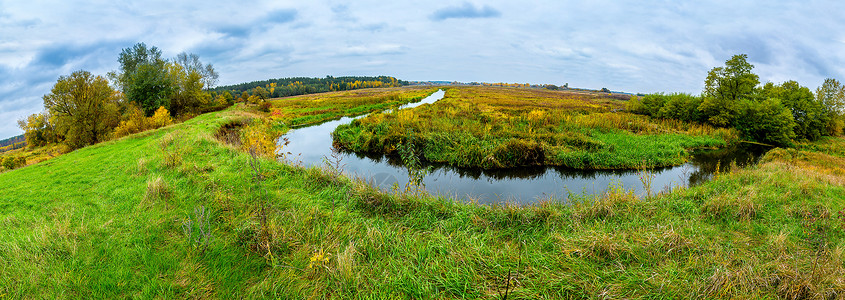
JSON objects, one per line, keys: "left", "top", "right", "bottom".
{"left": 215, "top": 8, "right": 297, "bottom": 38}
{"left": 31, "top": 41, "right": 125, "bottom": 68}
{"left": 339, "top": 44, "right": 407, "bottom": 56}
{"left": 430, "top": 2, "right": 501, "bottom": 21}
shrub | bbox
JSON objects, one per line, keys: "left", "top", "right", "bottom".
{"left": 149, "top": 106, "right": 173, "bottom": 129}
{"left": 1, "top": 156, "right": 25, "bottom": 170}
{"left": 259, "top": 102, "right": 272, "bottom": 112}
{"left": 734, "top": 98, "right": 796, "bottom": 146}
{"left": 113, "top": 104, "right": 147, "bottom": 138}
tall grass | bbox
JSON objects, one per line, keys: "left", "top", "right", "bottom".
{"left": 0, "top": 89, "right": 842, "bottom": 298}
{"left": 334, "top": 86, "right": 738, "bottom": 169}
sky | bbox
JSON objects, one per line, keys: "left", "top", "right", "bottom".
{"left": 1, "top": 0, "right": 844, "bottom": 139}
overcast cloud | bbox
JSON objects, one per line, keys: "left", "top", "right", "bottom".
{"left": 1, "top": 0, "right": 844, "bottom": 139}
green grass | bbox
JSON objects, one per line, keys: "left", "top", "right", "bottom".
{"left": 0, "top": 88, "right": 843, "bottom": 298}
{"left": 332, "top": 86, "right": 738, "bottom": 169}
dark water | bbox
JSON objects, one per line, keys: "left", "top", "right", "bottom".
{"left": 279, "top": 90, "right": 771, "bottom": 205}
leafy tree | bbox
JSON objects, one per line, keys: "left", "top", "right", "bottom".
{"left": 252, "top": 86, "right": 269, "bottom": 100}
{"left": 112, "top": 43, "right": 173, "bottom": 116}
{"left": 17, "top": 112, "right": 57, "bottom": 147}
{"left": 167, "top": 62, "right": 210, "bottom": 116}
{"left": 699, "top": 54, "right": 760, "bottom": 126}
{"left": 175, "top": 52, "right": 219, "bottom": 89}
{"left": 816, "top": 78, "right": 845, "bottom": 135}
{"left": 761, "top": 81, "right": 828, "bottom": 141}
{"left": 657, "top": 93, "right": 704, "bottom": 122}
{"left": 129, "top": 63, "right": 174, "bottom": 115}
{"left": 734, "top": 98, "right": 796, "bottom": 146}
{"left": 222, "top": 91, "right": 234, "bottom": 105}
{"left": 43, "top": 70, "right": 121, "bottom": 149}
{"left": 113, "top": 103, "right": 148, "bottom": 138}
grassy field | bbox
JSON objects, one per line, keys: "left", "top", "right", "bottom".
{"left": 0, "top": 87, "right": 843, "bottom": 298}
{"left": 333, "top": 86, "right": 738, "bottom": 169}
{"left": 269, "top": 86, "right": 439, "bottom": 128}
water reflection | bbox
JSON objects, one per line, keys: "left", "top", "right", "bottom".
{"left": 279, "top": 90, "right": 771, "bottom": 205}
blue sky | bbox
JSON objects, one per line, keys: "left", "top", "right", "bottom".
{"left": 1, "top": 0, "right": 844, "bottom": 139}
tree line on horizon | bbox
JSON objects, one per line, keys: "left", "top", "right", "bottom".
{"left": 628, "top": 54, "right": 845, "bottom": 146}
{"left": 214, "top": 76, "right": 407, "bottom": 101}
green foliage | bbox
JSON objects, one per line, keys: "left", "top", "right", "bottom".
{"left": 761, "top": 81, "right": 829, "bottom": 141}
{"left": 734, "top": 98, "right": 796, "bottom": 146}
{"left": 43, "top": 70, "right": 120, "bottom": 149}
{"left": 816, "top": 78, "right": 845, "bottom": 135}
{"left": 113, "top": 43, "right": 217, "bottom": 117}
{"left": 631, "top": 54, "right": 843, "bottom": 145}
{"left": 113, "top": 43, "right": 172, "bottom": 116}
{"left": 655, "top": 93, "right": 705, "bottom": 122}
{"left": 700, "top": 54, "right": 760, "bottom": 127}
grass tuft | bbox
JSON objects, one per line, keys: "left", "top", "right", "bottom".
{"left": 145, "top": 176, "right": 171, "bottom": 202}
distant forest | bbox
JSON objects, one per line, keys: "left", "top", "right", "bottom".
{"left": 214, "top": 76, "right": 409, "bottom": 99}
{"left": 0, "top": 135, "right": 25, "bottom": 153}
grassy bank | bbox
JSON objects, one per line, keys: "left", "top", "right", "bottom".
{"left": 0, "top": 88, "right": 843, "bottom": 298}
{"left": 332, "top": 86, "right": 737, "bottom": 169}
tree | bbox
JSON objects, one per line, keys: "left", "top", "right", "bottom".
{"left": 43, "top": 70, "right": 120, "bottom": 149}
{"left": 175, "top": 52, "right": 219, "bottom": 89}
{"left": 816, "top": 78, "right": 845, "bottom": 135}
{"left": 112, "top": 43, "right": 173, "bottom": 116}
{"left": 252, "top": 86, "right": 269, "bottom": 100}
{"left": 761, "top": 81, "right": 828, "bottom": 141}
{"left": 734, "top": 98, "right": 796, "bottom": 146}
{"left": 17, "top": 112, "right": 57, "bottom": 147}
{"left": 167, "top": 62, "right": 210, "bottom": 116}
{"left": 698, "top": 54, "right": 760, "bottom": 127}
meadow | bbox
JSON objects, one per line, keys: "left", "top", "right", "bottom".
{"left": 0, "top": 87, "right": 843, "bottom": 299}
{"left": 332, "top": 86, "right": 738, "bottom": 170}
{"left": 270, "top": 86, "right": 439, "bottom": 128}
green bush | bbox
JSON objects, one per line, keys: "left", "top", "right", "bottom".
{"left": 734, "top": 98, "right": 796, "bottom": 146}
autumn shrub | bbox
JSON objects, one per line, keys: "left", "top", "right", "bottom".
{"left": 1, "top": 156, "right": 26, "bottom": 170}
{"left": 149, "top": 106, "right": 173, "bottom": 129}
{"left": 113, "top": 104, "right": 148, "bottom": 138}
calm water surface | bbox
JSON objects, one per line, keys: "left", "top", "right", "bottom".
{"left": 279, "top": 90, "right": 770, "bottom": 205}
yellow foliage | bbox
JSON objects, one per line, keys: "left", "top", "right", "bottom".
{"left": 241, "top": 120, "right": 277, "bottom": 158}
{"left": 149, "top": 106, "right": 173, "bottom": 129}
{"left": 113, "top": 105, "right": 147, "bottom": 138}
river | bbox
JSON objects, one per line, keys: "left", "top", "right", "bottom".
{"left": 279, "top": 90, "right": 770, "bottom": 205}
